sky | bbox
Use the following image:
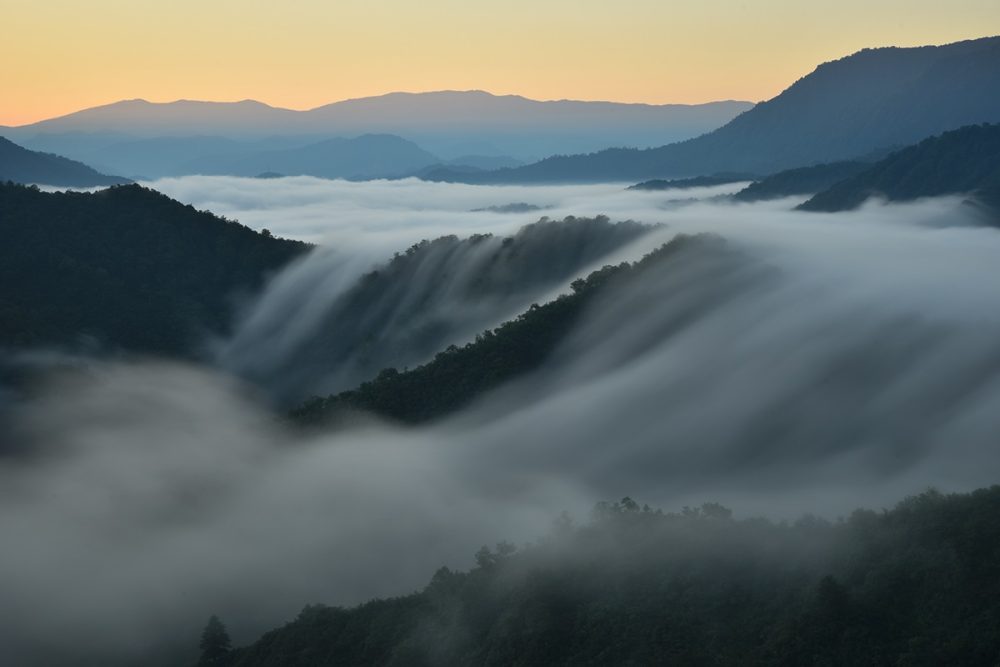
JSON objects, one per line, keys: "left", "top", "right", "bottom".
{"left": 2, "top": 1, "right": 999, "bottom": 125}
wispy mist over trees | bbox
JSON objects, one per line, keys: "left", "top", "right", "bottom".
{"left": 290, "top": 234, "right": 718, "bottom": 426}
{"left": 220, "top": 215, "right": 652, "bottom": 405}
{"left": 224, "top": 486, "right": 1000, "bottom": 666}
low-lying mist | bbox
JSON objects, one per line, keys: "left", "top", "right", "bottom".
{"left": 2, "top": 180, "right": 999, "bottom": 665}
{"left": 144, "top": 175, "right": 741, "bottom": 245}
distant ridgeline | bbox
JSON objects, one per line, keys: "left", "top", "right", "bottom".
{"left": 628, "top": 173, "right": 757, "bottom": 191}
{"left": 212, "top": 485, "right": 1000, "bottom": 666}
{"left": 427, "top": 36, "right": 1000, "bottom": 183}
{"left": 0, "top": 183, "right": 307, "bottom": 354}
{"left": 0, "top": 136, "right": 130, "bottom": 187}
{"left": 290, "top": 234, "right": 739, "bottom": 427}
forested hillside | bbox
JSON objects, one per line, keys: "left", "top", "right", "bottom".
{"left": 0, "top": 183, "right": 307, "bottom": 354}
{"left": 211, "top": 485, "right": 1000, "bottom": 666}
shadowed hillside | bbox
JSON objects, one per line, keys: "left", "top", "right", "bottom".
{"left": 0, "top": 183, "right": 307, "bottom": 354}
{"left": 0, "top": 137, "right": 130, "bottom": 187}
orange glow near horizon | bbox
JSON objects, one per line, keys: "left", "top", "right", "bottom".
{"left": 3, "top": 0, "right": 999, "bottom": 126}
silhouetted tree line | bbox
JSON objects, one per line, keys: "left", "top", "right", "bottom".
{"left": 0, "top": 182, "right": 307, "bottom": 354}
{"left": 203, "top": 485, "right": 1000, "bottom": 666}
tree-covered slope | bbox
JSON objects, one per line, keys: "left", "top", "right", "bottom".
{"left": 0, "top": 182, "right": 307, "bottom": 354}
{"left": 218, "top": 485, "right": 1000, "bottom": 666}
{"left": 0, "top": 136, "right": 130, "bottom": 187}
{"left": 799, "top": 123, "right": 1000, "bottom": 211}
{"left": 432, "top": 36, "right": 1000, "bottom": 183}
{"left": 732, "top": 160, "right": 872, "bottom": 201}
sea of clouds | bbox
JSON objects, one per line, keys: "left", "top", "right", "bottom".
{"left": 4, "top": 177, "right": 1000, "bottom": 664}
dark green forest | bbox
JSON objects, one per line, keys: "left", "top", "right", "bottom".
{"left": 0, "top": 182, "right": 307, "bottom": 354}
{"left": 198, "top": 485, "right": 1000, "bottom": 666}
{"left": 800, "top": 123, "right": 1000, "bottom": 212}
{"left": 289, "top": 235, "right": 707, "bottom": 427}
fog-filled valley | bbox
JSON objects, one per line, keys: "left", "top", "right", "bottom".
{"left": 3, "top": 175, "right": 1000, "bottom": 665}
{"left": 4, "top": 22, "right": 1000, "bottom": 666}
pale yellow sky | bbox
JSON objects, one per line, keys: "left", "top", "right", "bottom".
{"left": 3, "top": 0, "right": 998, "bottom": 126}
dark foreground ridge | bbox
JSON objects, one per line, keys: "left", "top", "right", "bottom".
{"left": 205, "top": 485, "right": 1000, "bottom": 666}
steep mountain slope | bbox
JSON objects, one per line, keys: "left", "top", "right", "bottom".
{"left": 732, "top": 161, "right": 872, "bottom": 201}
{"left": 800, "top": 123, "right": 1000, "bottom": 211}
{"left": 0, "top": 136, "right": 130, "bottom": 187}
{"left": 437, "top": 36, "right": 1000, "bottom": 183}
{"left": 0, "top": 183, "right": 307, "bottom": 354}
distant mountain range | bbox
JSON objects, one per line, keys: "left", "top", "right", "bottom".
{"left": 0, "top": 137, "right": 130, "bottom": 187}
{"left": 799, "top": 123, "right": 1000, "bottom": 212}
{"left": 5, "top": 37, "right": 997, "bottom": 187}
{"left": 1, "top": 92, "right": 753, "bottom": 177}
{"left": 428, "top": 36, "right": 1000, "bottom": 184}
{"left": 181, "top": 134, "right": 441, "bottom": 180}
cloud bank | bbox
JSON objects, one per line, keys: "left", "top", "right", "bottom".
{"left": 2, "top": 180, "right": 999, "bottom": 664}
